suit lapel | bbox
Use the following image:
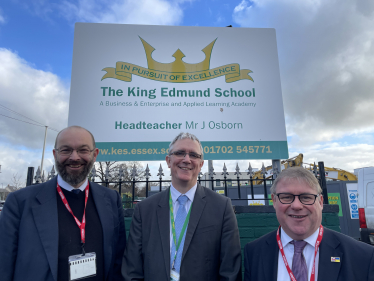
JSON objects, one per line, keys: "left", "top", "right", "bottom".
{"left": 181, "top": 184, "right": 206, "bottom": 261}
{"left": 318, "top": 229, "right": 342, "bottom": 281}
{"left": 157, "top": 188, "right": 171, "bottom": 280}
{"left": 90, "top": 182, "right": 114, "bottom": 279}
{"left": 32, "top": 177, "right": 59, "bottom": 281}
{"left": 264, "top": 231, "right": 279, "bottom": 281}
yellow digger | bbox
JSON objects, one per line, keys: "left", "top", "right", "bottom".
{"left": 251, "top": 153, "right": 357, "bottom": 184}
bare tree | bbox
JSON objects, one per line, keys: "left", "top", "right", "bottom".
{"left": 94, "top": 161, "right": 146, "bottom": 198}
{"left": 8, "top": 173, "right": 25, "bottom": 191}
{"left": 95, "top": 161, "right": 118, "bottom": 182}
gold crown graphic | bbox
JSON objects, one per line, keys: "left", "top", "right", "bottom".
{"left": 139, "top": 37, "right": 217, "bottom": 73}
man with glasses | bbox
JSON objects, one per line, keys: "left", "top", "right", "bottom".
{"left": 0, "top": 126, "right": 126, "bottom": 281}
{"left": 123, "top": 132, "right": 242, "bottom": 281}
{"left": 244, "top": 167, "right": 374, "bottom": 281}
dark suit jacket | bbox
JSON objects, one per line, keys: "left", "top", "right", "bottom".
{"left": 244, "top": 228, "right": 374, "bottom": 281}
{"left": 0, "top": 177, "right": 126, "bottom": 281}
{"left": 122, "top": 184, "right": 242, "bottom": 281}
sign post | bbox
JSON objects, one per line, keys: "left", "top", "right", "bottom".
{"left": 69, "top": 23, "right": 288, "bottom": 161}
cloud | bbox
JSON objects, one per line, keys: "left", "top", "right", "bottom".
{"left": 0, "top": 48, "right": 69, "bottom": 147}
{"left": 11, "top": 0, "right": 185, "bottom": 26}
{"left": 0, "top": 8, "right": 5, "bottom": 24}
{"left": 0, "top": 48, "right": 69, "bottom": 185}
{"left": 0, "top": 143, "right": 55, "bottom": 188}
{"left": 57, "top": 0, "right": 184, "bottom": 25}
{"left": 233, "top": 0, "right": 374, "bottom": 147}
{"left": 233, "top": 0, "right": 248, "bottom": 13}
{"left": 301, "top": 143, "right": 374, "bottom": 172}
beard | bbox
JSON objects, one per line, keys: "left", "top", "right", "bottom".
{"left": 55, "top": 157, "right": 95, "bottom": 187}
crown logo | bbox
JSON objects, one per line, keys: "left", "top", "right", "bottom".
{"left": 139, "top": 37, "right": 217, "bottom": 73}
{"left": 102, "top": 37, "right": 253, "bottom": 83}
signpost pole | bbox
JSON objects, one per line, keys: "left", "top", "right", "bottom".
{"left": 40, "top": 126, "right": 48, "bottom": 175}
{"left": 208, "top": 160, "right": 213, "bottom": 189}
{"left": 272, "top": 159, "right": 281, "bottom": 179}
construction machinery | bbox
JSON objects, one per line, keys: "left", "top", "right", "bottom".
{"left": 251, "top": 153, "right": 357, "bottom": 184}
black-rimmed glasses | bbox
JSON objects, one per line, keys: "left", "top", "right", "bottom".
{"left": 169, "top": 150, "right": 202, "bottom": 160}
{"left": 55, "top": 147, "right": 94, "bottom": 157}
{"left": 276, "top": 193, "right": 320, "bottom": 205}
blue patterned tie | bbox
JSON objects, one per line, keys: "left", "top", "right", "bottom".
{"left": 170, "top": 195, "right": 188, "bottom": 273}
{"left": 291, "top": 240, "right": 308, "bottom": 281}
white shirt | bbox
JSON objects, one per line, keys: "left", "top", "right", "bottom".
{"left": 277, "top": 227, "right": 320, "bottom": 281}
{"left": 57, "top": 175, "right": 88, "bottom": 192}
{"left": 169, "top": 184, "right": 197, "bottom": 251}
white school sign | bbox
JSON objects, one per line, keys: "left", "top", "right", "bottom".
{"left": 68, "top": 23, "right": 288, "bottom": 161}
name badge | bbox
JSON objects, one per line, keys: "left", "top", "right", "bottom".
{"left": 69, "top": 252, "right": 97, "bottom": 281}
{"left": 170, "top": 269, "right": 180, "bottom": 281}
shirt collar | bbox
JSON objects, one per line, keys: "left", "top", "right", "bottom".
{"left": 57, "top": 175, "right": 88, "bottom": 192}
{"left": 304, "top": 227, "right": 320, "bottom": 247}
{"left": 281, "top": 226, "right": 321, "bottom": 247}
{"left": 170, "top": 183, "right": 197, "bottom": 203}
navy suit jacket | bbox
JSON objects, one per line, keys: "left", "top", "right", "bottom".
{"left": 244, "top": 228, "right": 374, "bottom": 281}
{"left": 122, "top": 184, "right": 242, "bottom": 281}
{"left": 0, "top": 177, "right": 126, "bottom": 281}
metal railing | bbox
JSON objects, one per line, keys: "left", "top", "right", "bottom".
{"left": 27, "top": 161, "right": 329, "bottom": 207}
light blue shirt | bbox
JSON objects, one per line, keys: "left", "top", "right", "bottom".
{"left": 169, "top": 184, "right": 197, "bottom": 251}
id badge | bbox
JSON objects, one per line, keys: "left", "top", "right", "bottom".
{"left": 170, "top": 269, "right": 180, "bottom": 281}
{"left": 69, "top": 252, "right": 97, "bottom": 281}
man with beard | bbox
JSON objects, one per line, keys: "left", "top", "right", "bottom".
{"left": 0, "top": 126, "right": 126, "bottom": 281}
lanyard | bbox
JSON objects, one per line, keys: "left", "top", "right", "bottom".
{"left": 169, "top": 191, "right": 192, "bottom": 269}
{"left": 57, "top": 183, "right": 89, "bottom": 245}
{"left": 276, "top": 225, "right": 323, "bottom": 281}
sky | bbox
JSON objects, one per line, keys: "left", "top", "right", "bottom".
{"left": 0, "top": 0, "right": 373, "bottom": 187}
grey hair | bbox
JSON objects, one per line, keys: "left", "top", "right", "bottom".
{"left": 168, "top": 132, "right": 204, "bottom": 159}
{"left": 270, "top": 166, "right": 322, "bottom": 194}
{"left": 54, "top": 126, "right": 96, "bottom": 149}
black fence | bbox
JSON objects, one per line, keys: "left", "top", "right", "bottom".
{"left": 27, "top": 161, "right": 329, "bottom": 207}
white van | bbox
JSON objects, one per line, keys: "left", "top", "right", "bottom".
{"left": 357, "top": 167, "right": 374, "bottom": 244}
